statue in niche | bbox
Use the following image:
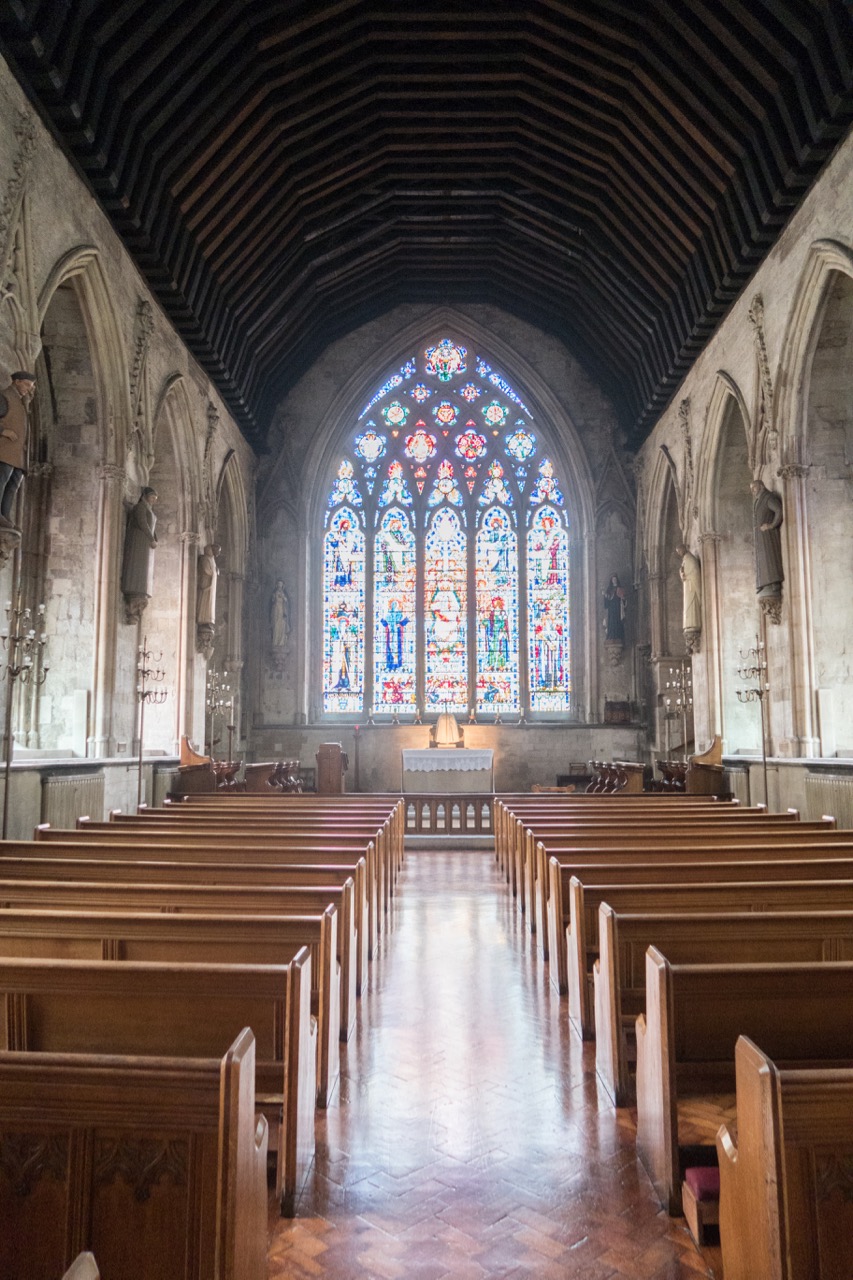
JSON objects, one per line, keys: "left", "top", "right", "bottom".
{"left": 0, "top": 370, "right": 36, "bottom": 548}
{"left": 269, "top": 579, "right": 290, "bottom": 671}
{"left": 196, "top": 542, "right": 220, "bottom": 658}
{"left": 602, "top": 574, "right": 626, "bottom": 643}
{"left": 121, "top": 486, "right": 158, "bottom": 623}
{"left": 675, "top": 543, "right": 702, "bottom": 653}
{"left": 750, "top": 478, "right": 784, "bottom": 624}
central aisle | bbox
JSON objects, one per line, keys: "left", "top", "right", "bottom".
{"left": 269, "top": 849, "right": 717, "bottom": 1279}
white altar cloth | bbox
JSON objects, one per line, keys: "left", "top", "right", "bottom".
{"left": 401, "top": 748, "right": 494, "bottom": 793}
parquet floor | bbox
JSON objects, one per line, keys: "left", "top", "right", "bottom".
{"left": 268, "top": 848, "right": 722, "bottom": 1279}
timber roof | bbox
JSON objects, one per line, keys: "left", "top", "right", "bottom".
{"left": 2, "top": 2, "right": 852, "bottom": 449}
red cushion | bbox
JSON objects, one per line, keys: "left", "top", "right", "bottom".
{"left": 684, "top": 1166, "right": 720, "bottom": 1202}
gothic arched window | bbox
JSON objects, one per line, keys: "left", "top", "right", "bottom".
{"left": 322, "top": 339, "right": 572, "bottom": 717}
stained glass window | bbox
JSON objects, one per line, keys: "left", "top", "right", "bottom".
{"left": 527, "top": 505, "right": 571, "bottom": 710}
{"left": 476, "top": 508, "right": 519, "bottom": 713}
{"left": 321, "top": 338, "right": 572, "bottom": 718}
{"left": 323, "top": 507, "right": 365, "bottom": 713}
{"left": 374, "top": 508, "right": 417, "bottom": 708}
{"left": 425, "top": 507, "right": 468, "bottom": 711}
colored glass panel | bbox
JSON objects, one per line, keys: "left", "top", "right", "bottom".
{"left": 529, "top": 458, "right": 564, "bottom": 506}
{"left": 432, "top": 399, "right": 457, "bottom": 427}
{"left": 378, "top": 458, "right": 414, "bottom": 507}
{"left": 460, "top": 383, "right": 481, "bottom": 403}
{"left": 506, "top": 426, "right": 536, "bottom": 462}
{"left": 328, "top": 458, "right": 363, "bottom": 507}
{"left": 355, "top": 428, "right": 386, "bottom": 463}
{"left": 410, "top": 383, "right": 431, "bottom": 403}
{"left": 374, "top": 508, "right": 417, "bottom": 708}
{"left": 323, "top": 507, "right": 365, "bottom": 713}
{"left": 527, "top": 505, "right": 571, "bottom": 711}
{"left": 476, "top": 507, "right": 519, "bottom": 713}
{"left": 425, "top": 507, "right": 468, "bottom": 711}
{"left": 455, "top": 427, "right": 487, "bottom": 460}
{"left": 382, "top": 399, "right": 409, "bottom": 428}
{"left": 479, "top": 459, "right": 513, "bottom": 506}
{"left": 475, "top": 359, "right": 533, "bottom": 416}
{"left": 404, "top": 425, "right": 437, "bottom": 461}
{"left": 428, "top": 458, "right": 463, "bottom": 506}
{"left": 425, "top": 338, "right": 466, "bottom": 381}
{"left": 482, "top": 399, "right": 509, "bottom": 428}
{"left": 358, "top": 358, "right": 416, "bottom": 419}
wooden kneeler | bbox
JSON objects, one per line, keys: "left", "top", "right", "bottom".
{"left": 681, "top": 1166, "right": 719, "bottom": 1246}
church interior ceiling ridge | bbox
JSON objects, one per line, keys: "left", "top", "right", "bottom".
{"left": 1, "top": 1, "right": 852, "bottom": 451}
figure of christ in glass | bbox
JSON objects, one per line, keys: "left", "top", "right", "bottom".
{"left": 476, "top": 507, "right": 519, "bottom": 713}
{"left": 424, "top": 507, "right": 468, "bottom": 712}
{"left": 527, "top": 505, "right": 571, "bottom": 710}
{"left": 374, "top": 508, "right": 417, "bottom": 708}
{"left": 323, "top": 507, "right": 365, "bottom": 712}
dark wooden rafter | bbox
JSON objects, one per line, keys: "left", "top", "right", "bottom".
{"left": 1, "top": 1, "right": 851, "bottom": 449}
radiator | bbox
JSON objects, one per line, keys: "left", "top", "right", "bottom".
{"left": 804, "top": 773, "right": 853, "bottom": 830}
{"left": 41, "top": 772, "right": 105, "bottom": 828}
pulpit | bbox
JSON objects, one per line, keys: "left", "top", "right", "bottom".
{"left": 316, "top": 742, "right": 349, "bottom": 794}
{"left": 174, "top": 735, "right": 216, "bottom": 794}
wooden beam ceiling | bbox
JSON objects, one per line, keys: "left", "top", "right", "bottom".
{"left": 2, "top": 1, "right": 852, "bottom": 449}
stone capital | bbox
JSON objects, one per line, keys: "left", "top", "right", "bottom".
{"left": 698, "top": 530, "right": 722, "bottom": 545}
{"left": 777, "top": 463, "right": 810, "bottom": 480}
{"left": 98, "top": 463, "right": 126, "bottom": 484}
{"left": 179, "top": 530, "right": 202, "bottom": 546}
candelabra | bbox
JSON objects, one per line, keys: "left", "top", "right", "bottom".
{"left": 736, "top": 635, "right": 770, "bottom": 806}
{"left": 663, "top": 658, "right": 693, "bottom": 761}
{"left": 136, "top": 638, "right": 167, "bottom": 808}
{"left": 1, "top": 594, "right": 49, "bottom": 838}
{"left": 205, "top": 665, "right": 232, "bottom": 761}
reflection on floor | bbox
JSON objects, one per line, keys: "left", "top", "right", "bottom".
{"left": 268, "top": 849, "right": 720, "bottom": 1279}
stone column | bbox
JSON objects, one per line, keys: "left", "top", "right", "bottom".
{"left": 697, "top": 531, "right": 723, "bottom": 749}
{"left": 89, "top": 463, "right": 126, "bottom": 757}
{"left": 224, "top": 570, "right": 244, "bottom": 749}
{"left": 178, "top": 530, "right": 202, "bottom": 750}
{"left": 778, "top": 463, "right": 819, "bottom": 756}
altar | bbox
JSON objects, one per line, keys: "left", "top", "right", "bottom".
{"left": 401, "top": 748, "right": 494, "bottom": 793}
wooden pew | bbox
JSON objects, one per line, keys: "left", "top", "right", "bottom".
{"left": 548, "top": 846, "right": 853, "bottom": 1000}
{"left": 0, "top": 865, "right": 358, "bottom": 1044}
{"left": 717, "top": 1036, "right": 853, "bottom": 1280}
{"left": 595, "top": 906, "right": 853, "bottom": 1105}
{"left": 132, "top": 803, "right": 401, "bottom": 904}
{"left": 0, "top": 901, "right": 333, "bottom": 1109}
{"left": 32, "top": 834, "right": 379, "bottom": 962}
{"left": 635, "top": 948, "right": 853, "bottom": 1215}
{"left": 0, "top": 953, "right": 315, "bottom": 1216}
{"left": 0, "top": 1028, "right": 267, "bottom": 1280}
{"left": 523, "top": 816, "right": 836, "bottom": 931}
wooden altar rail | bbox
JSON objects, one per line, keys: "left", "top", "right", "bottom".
{"left": 404, "top": 794, "right": 494, "bottom": 836}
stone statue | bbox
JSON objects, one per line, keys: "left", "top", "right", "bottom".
{"left": 602, "top": 574, "right": 626, "bottom": 644}
{"left": 121, "top": 486, "right": 158, "bottom": 621}
{"left": 197, "top": 543, "right": 220, "bottom": 626}
{"left": 675, "top": 543, "right": 702, "bottom": 652}
{"left": 270, "top": 579, "right": 289, "bottom": 649}
{"left": 750, "top": 479, "right": 784, "bottom": 621}
{"left": 0, "top": 370, "right": 36, "bottom": 533}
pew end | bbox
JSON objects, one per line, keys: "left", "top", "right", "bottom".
{"left": 61, "top": 1256, "right": 99, "bottom": 1280}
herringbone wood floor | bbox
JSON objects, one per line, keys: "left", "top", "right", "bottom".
{"left": 268, "top": 849, "right": 722, "bottom": 1278}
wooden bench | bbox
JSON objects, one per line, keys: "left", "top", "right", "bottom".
{"left": 0, "top": 1028, "right": 267, "bottom": 1279}
{"left": 595, "top": 906, "right": 853, "bottom": 1104}
{"left": 524, "top": 816, "right": 837, "bottom": 933}
{"left": 635, "top": 948, "right": 853, "bottom": 1215}
{"left": 126, "top": 807, "right": 400, "bottom": 911}
{"left": 0, "top": 901, "right": 332, "bottom": 1112}
{"left": 33, "top": 829, "right": 376, "bottom": 962}
{"left": 0, "top": 867, "right": 355, "bottom": 1052}
{"left": 0, "top": 953, "right": 315, "bottom": 1216}
{"left": 549, "top": 847, "right": 853, "bottom": 1001}
{"left": 717, "top": 1036, "right": 853, "bottom": 1280}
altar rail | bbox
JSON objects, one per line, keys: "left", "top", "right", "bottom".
{"left": 404, "top": 793, "right": 494, "bottom": 836}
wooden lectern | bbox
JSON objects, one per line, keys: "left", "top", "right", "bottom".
{"left": 316, "top": 742, "right": 348, "bottom": 794}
